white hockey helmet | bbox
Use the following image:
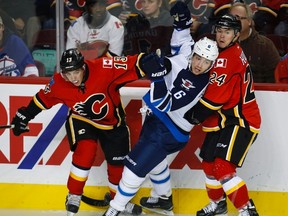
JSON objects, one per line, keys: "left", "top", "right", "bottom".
{"left": 193, "top": 37, "right": 219, "bottom": 62}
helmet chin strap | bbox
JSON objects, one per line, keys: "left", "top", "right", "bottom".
{"left": 78, "top": 64, "right": 89, "bottom": 93}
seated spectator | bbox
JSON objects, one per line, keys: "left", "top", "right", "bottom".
{"left": 229, "top": 2, "right": 281, "bottom": 83}
{"left": 274, "top": 2, "right": 288, "bottom": 36}
{"left": 26, "top": 0, "right": 71, "bottom": 50}
{"left": 274, "top": 53, "right": 288, "bottom": 83}
{"left": 0, "top": 0, "right": 36, "bottom": 40}
{"left": 0, "top": 9, "right": 18, "bottom": 36}
{"left": 0, "top": 15, "right": 39, "bottom": 77}
{"left": 253, "top": 0, "right": 287, "bottom": 35}
{"left": 65, "top": 0, "right": 123, "bottom": 20}
{"left": 123, "top": 0, "right": 173, "bottom": 56}
{"left": 66, "top": 0, "right": 124, "bottom": 57}
{"left": 140, "top": 0, "right": 173, "bottom": 28}
{"left": 118, "top": 0, "right": 173, "bottom": 27}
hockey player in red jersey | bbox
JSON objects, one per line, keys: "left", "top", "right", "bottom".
{"left": 10, "top": 48, "right": 168, "bottom": 216}
{"left": 185, "top": 14, "right": 261, "bottom": 216}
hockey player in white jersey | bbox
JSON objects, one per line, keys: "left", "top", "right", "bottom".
{"left": 102, "top": 1, "right": 219, "bottom": 216}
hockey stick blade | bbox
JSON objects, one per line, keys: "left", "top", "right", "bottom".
{"left": 81, "top": 192, "right": 111, "bottom": 207}
{"left": 0, "top": 125, "right": 15, "bottom": 129}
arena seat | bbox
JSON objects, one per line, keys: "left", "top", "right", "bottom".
{"left": 266, "top": 34, "right": 288, "bottom": 57}
{"left": 274, "top": 57, "right": 288, "bottom": 83}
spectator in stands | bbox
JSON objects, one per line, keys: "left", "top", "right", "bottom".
{"left": 0, "top": 15, "right": 39, "bottom": 77}
{"left": 66, "top": 0, "right": 124, "bottom": 57}
{"left": 140, "top": 0, "right": 173, "bottom": 28}
{"left": 0, "top": 0, "right": 36, "bottom": 40}
{"left": 253, "top": 0, "right": 288, "bottom": 35}
{"left": 274, "top": 2, "right": 288, "bottom": 36}
{"left": 123, "top": 0, "right": 173, "bottom": 56}
{"left": 25, "top": 0, "right": 71, "bottom": 50}
{"left": 0, "top": 9, "right": 18, "bottom": 36}
{"left": 119, "top": 0, "right": 173, "bottom": 28}
{"left": 229, "top": 2, "right": 280, "bottom": 83}
{"left": 274, "top": 53, "right": 288, "bottom": 83}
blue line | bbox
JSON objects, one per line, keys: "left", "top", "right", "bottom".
{"left": 18, "top": 105, "right": 68, "bottom": 169}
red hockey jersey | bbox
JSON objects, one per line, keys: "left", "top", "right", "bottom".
{"left": 200, "top": 43, "right": 261, "bottom": 133}
{"left": 34, "top": 55, "right": 145, "bottom": 128}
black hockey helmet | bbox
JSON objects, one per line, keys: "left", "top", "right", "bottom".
{"left": 60, "top": 48, "right": 84, "bottom": 72}
{"left": 215, "top": 14, "right": 242, "bottom": 33}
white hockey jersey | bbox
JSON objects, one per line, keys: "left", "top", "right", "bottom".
{"left": 66, "top": 12, "right": 124, "bottom": 56}
{"left": 143, "top": 29, "right": 209, "bottom": 142}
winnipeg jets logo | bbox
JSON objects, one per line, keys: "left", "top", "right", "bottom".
{"left": 73, "top": 94, "right": 108, "bottom": 120}
{"left": 181, "top": 78, "right": 196, "bottom": 90}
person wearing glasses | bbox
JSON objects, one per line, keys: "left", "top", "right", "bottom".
{"left": 229, "top": 2, "right": 280, "bottom": 83}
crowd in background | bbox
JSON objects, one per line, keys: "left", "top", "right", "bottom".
{"left": 0, "top": 0, "right": 287, "bottom": 82}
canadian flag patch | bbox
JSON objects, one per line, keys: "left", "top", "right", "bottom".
{"left": 103, "top": 58, "right": 113, "bottom": 68}
{"left": 215, "top": 58, "right": 227, "bottom": 68}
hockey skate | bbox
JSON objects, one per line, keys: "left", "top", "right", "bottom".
{"left": 66, "top": 193, "right": 81, "bottom": 216}
{"left": 196, "top": 197, "right": 227, "bottom": 216}
{"left": 238, "top": 199, "right": 259, "bottom": 216}
{"left": 140, "top": 195, "right": 174, "bottom": 216}
{"left": 103, "top": 202, "right": 142, "bottom": 216}
{"left": 123, "top": 202, "right": 143, "bottom": 215}
{"left": 103, "top": 206, "right": 120, "bottom": 216}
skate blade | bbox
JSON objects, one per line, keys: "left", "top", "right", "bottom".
{"left": 120, "top": 212, "right": 146, "bottom": 215}
{"left": 141, "top": 206, "right": 174, "bottom": 216}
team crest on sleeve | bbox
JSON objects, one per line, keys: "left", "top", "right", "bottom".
{"left": 103, "top": 58, "right": 113, "bottom": 68}
{"left": 44, "top": 78, "right": 54, "bottom": 94}
{"left": 181, "top": 79, "right": 195, "bottom": 90}
{"left": 215, "top": 58, "right": 227, "bottom": 68}
{"left": 44, "top": 83, "right": 51, "bottom": 94}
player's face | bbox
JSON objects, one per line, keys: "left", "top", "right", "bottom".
{"left": 63, "top": 67, "right": 85, "bottom": 87}
{"left": 191, "top": 54, "right": 213, "bottom": 75}
{"left": 215, "top": 27, "right": 239, "bottom": 49}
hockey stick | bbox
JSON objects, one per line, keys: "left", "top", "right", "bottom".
{"left": 0, "top": 125, "right": 15, "bottom": 129}
{"left": 0, "top": 125, "right": 30, "bottom": 131}
{"left": 81, "top": 192, "right": 111, "bottom": 207}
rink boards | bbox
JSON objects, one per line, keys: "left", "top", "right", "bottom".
{"left": 0, "top": 78, "right": 287, "bottom": 215}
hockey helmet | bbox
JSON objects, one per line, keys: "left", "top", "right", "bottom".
{"left": 193, "top": 37, "right": 219, "bottom": 62}
{"left": 215, "top": 14, "right": 242, "bottom": 33}
{"left": 60, "top": 48, "right": 84, "bottom": 72}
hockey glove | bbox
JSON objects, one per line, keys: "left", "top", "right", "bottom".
{"left": 170, "top": 1, "right": 192, "bottom": 30}
{"left": 184, "top": 108, "right": 201, "bottom": 125}
{"left": 139, "top": 51, "right": 168, "bottom": 80}
{"left": 11, "top": 107, "right": 32, "bottom": 136}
